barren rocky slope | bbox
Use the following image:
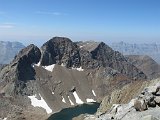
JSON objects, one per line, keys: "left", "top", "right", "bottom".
{"left": 84, "top": 78, "right": 160, "bottom": 120}
{"left": 0, "top": 37, "right": 147, "bottom": 120}
{"left": 126, "top": 55, "right": 160, "bottom": 79}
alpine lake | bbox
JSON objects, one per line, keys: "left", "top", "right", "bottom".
{"left": 48, "top": 102, "right": 100, "bottom": 120}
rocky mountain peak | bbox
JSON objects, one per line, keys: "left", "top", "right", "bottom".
{"left": 40, "top": 37, "right": 81, "bottom": 67}
{"left": 39, "top": 37, "right": 147, "bottom": 80}
{"left": 13, "top": 44, "right": 41, "bottom": 65}
{"left": 0, "top": 37, "right": 150, "bottom": 119}
{"left": 0, "top": 44, "right": 41, "bottom": 86}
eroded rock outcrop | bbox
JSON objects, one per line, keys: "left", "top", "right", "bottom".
{"left": 84, "top": 79, "right": 160, "bottom": 120}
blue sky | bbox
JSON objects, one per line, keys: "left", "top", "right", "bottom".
{"left": 0, "top": 0, "right": 160, "bottom": 46}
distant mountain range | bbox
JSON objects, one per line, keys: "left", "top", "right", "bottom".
{"left": 0, "top": 41, "right": 25, "bottom": 64}
{"left": 110, "top": 42, "right": 160, "bottom": 64}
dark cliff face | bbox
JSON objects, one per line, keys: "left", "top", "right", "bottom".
{"left": 89, "top": 42, "right": 147, "bottom": 80}
{"left": 15, "top": 44, "right": 41, "bottom": 81}
{"left": 40, "top": 37, "right": 81, "bottom": 68}
{"left": 0, "top": 44, "right": 41, "bottom": 95}
{"left": 77, "top": 41, "right": 146, "bottom": 80}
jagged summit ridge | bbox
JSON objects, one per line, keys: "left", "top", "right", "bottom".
{"left": 0, "top": 36, "right": 148, "bottom": 119}
{"left": 0, "top": 44, "right": 41, "bottom": 95}
{"left": 39, "top": 37, "right": 146, "bottom": 80}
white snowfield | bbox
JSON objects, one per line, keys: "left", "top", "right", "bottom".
{"left": 35, "top": 62, "right": 40, "bottom": 66}
{"left": 86, "top": 98, "right": 96, "bottom": 103}
{"left": 33, "top": 62, "right": 55, "bottom": 72}
{"left": 42, "top": 64, "right": 55, "bottom": 72}
{"left": 92, "top": 90, "right": 96, "bottom": 96}
{"left": 61, "top": 63, "right": 65, "bottom": 66}
{"left": 72, "top": 66, "right": 84, "bottom": 71}
{"left": 28, "top": 94, "right": 52, "bottom": 114}
{"left": 52, "top": 92, "right": 54, "bottom": 95}
{"left": 68, "top": 96, "right": 74, "bottom": 105}
{"left": 73, "top": 91, "right": 84, "bottom": 104}
{"left": 62, "top": 96, "right": 66, "bottom": 103}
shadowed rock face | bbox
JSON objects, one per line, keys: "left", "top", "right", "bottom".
{"left": 0, "top": 44, "right": 41, "bottom": 96}
{"left": 88, "top": 42, "right": 146, "bottom": 80}
{"left": 14, "top": 44, "right": 41, "bottom": 81}
{"left": 40, "top": 38, "right": 147, "bottom": 80}
{"left": 40, "top": 37, "right": 81, "bottom": 68}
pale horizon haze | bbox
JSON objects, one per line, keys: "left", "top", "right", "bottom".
{"left": 0, "top": 0, "right": 160, "bottom": 46}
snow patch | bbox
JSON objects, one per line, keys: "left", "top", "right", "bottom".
{"left": 61, "top": 63, "right": 65, "bottom": 66}
{"left": 68, "top": 96, "right": 74, "bottom": 105}
{"left": 52, "top": 92, "right": 54, "bottom": 95}
{"left": 73, "top": 91, "right": 84, "bottom": 104}
{"left": 3, "top": 118, "right": 7, "bottom": 120}
{"left": 92, "top": 90, "right": 96, "bottom": 96}
{"left": 28, "top": 94, "right": 52, "bottom": 114}
{"left": 86, "top": 98, "right": 96, "bottom": 103}
{"left": 42, "top": 64, "right": 55, "bottom": 72}
{"left": 35, "top": 62, "right": 40, "bottom": 66}
{"left": 72, "top": 66, "right": 84, "bottom": 71}
{"left": 62, "top": 96, "right": 66, "bottom": 103}
{"left": 80, "top": 45, "right": 83, "bottom": 48}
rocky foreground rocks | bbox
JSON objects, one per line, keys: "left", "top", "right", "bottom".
{"left": 84, "top": 80, "right": 160, "bottom": 120}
